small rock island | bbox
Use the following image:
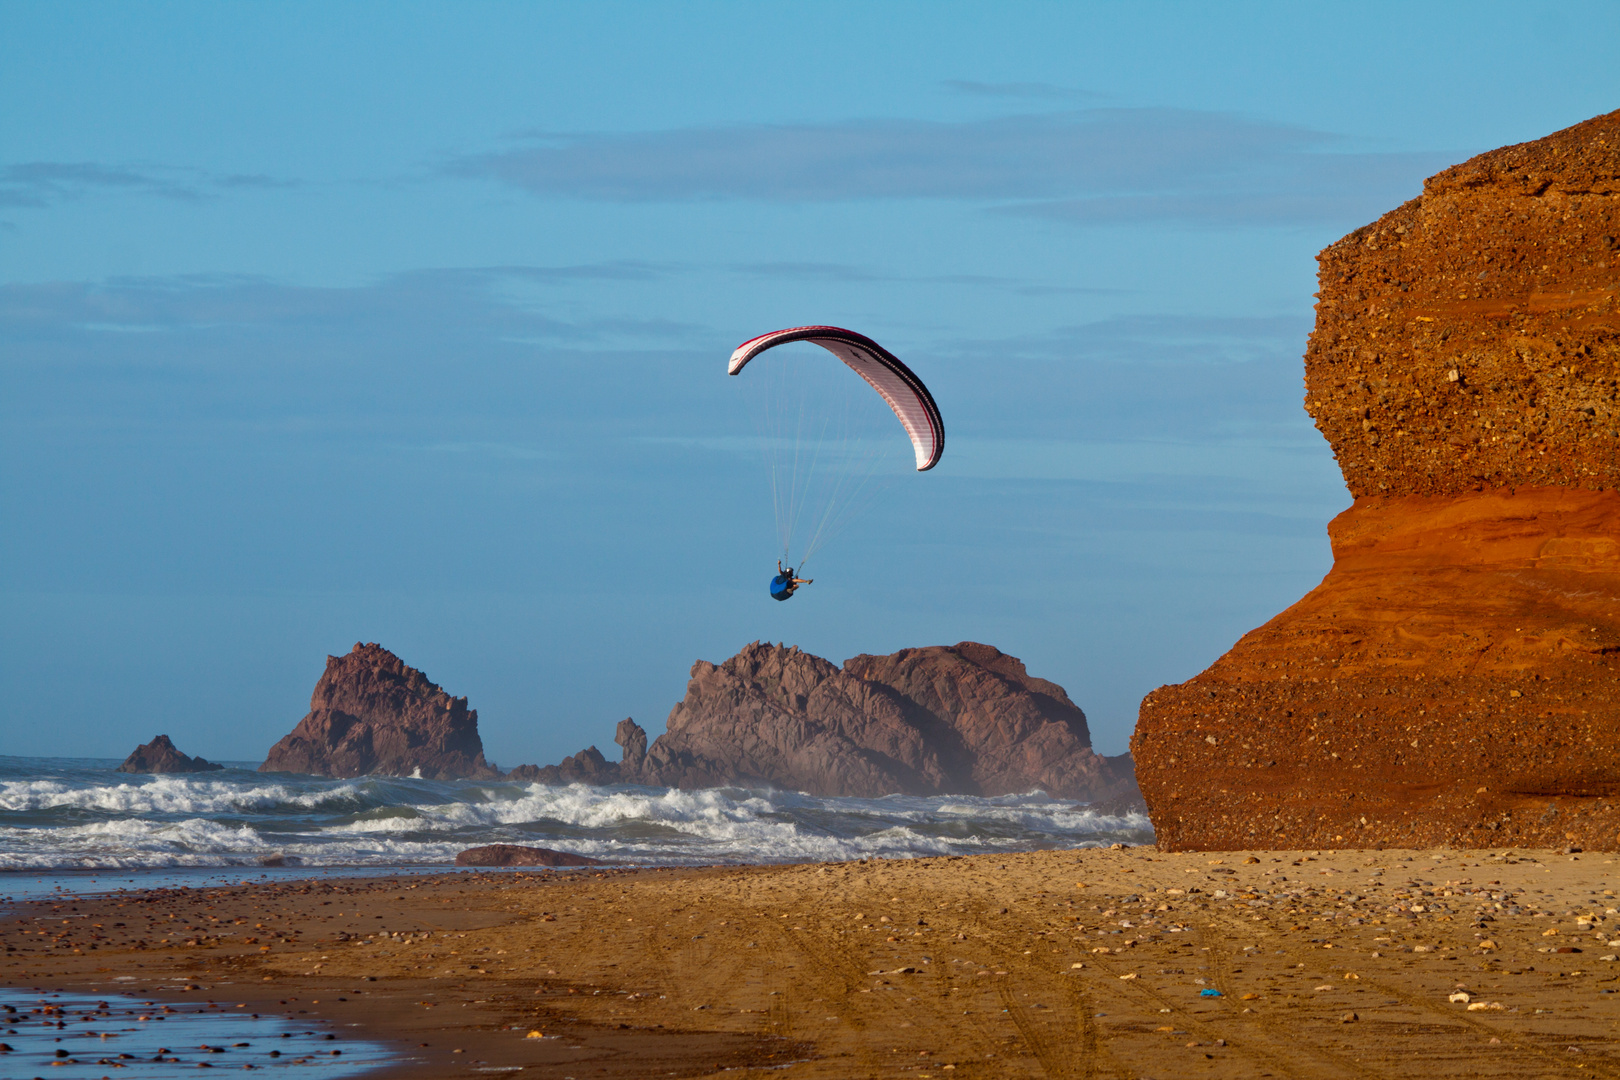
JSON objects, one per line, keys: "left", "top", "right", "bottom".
{"left": 117, "top": 734, "right": 224, "bottom": 774}
{"left": 515, "top": 640, "right": 1137, "bottom": 802}
{"left": 258, "top": 640, "right": 1136, "bottom": 803}
{"left": 259, "top": 642, "right": 499, "bottom": 780}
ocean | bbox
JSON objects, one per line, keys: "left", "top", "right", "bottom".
{"left": 0, "top": 755, "right": 1151, "bottom": 899}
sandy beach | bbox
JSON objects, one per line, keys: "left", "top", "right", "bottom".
{"left": 3, "top": 846, "right": 1616, "bottom": 1077}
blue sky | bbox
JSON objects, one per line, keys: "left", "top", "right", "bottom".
{"left": 3, "top": 1, "right": 1617, "bottom": 767}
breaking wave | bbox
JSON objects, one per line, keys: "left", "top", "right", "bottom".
{"left": 0, "top": 755, "right": 1151, "bottom": 873}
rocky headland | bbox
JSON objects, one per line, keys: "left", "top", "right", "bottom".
{"left": 116, "top": 734, "right": 224, "bottom": 774}
{"left": 1133, "top": 110, "right": 1620, "bottom": 851}
{"left": 260, "top": 642, "right": 500, "bottom": 780}
{"left": 519, "top": 641, "right": 1136, "bottom": 801}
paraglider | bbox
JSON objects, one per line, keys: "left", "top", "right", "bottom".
{"left": 729, "top": 326, "right": 943, "bottom": 599}
{"left": 769, "top": 561, "right": 812, "bottom": 601}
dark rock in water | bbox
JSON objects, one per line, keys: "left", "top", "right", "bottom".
{"left": 260, "top": 642, "right": 499, "bottom": 780}
{"left": 507, "top": 745, "right": 617, "bottom": 786}
{"left": 117, "top": 735, "right": 223, "bottom": 774}
{"left": 842, "top": 642, "right": 1130, "bottom": 801}
{"left": 258, "top": 854, "right": 303, "bottom": 867}
{"left": 615, "top": 717, "right": 648, "bottom": 773}
{"left": 507, "top": 722, "right": 651, "bottom": 785}
{"left": 454, "top": 844, "right": 604, "bottom": 867}
{"left": 531, "top": 641, "right": 1136, "bottom": 801}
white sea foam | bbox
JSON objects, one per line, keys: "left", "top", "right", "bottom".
{"left": 0, "top": 757, "right": 1152, "bottom": 871}
{"left": 0, "top": 775, "right": 371, "bottom": 815}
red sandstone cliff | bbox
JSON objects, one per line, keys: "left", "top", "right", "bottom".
{"left": 260, "top": 643, "right": 499, "bottom": 780}
{"left": 1132, "top": 110, "right": 1620, "bottom": 851}
{"left": 518, "top": 641, "right": 1136, "bottom": 801}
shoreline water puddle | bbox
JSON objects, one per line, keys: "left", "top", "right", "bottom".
{"left": 0, "top": 987, "right": 394, "bottom": 1077}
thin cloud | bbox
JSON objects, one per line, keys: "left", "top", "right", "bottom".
{"left": 945, "top": 313, "right": 1311, "bottom": 367}
{"left": 1003, "top": 150, "right": 1455, "bottom": 227}
{"left": 448, "top": 109, "right": 1331, "bottom": 202}
{"left": 446, "top": 108, "right": 1458, "bottom": 227}
{"left": 0, "top": 162, "right": 300, "bottom": 207}
{"left": 942, "top": 79, "right": 1103, "bottom": 100}
{"left": 0, "top": 162, "right": 204, "bottom": 206}
{"left": 215, "top": 173, "right": 300, "bottom": 190}
{"left": 731, "top": 261, "right": 889, "bottom": 283}
{"left": 916, "top": 313, "right": 1321, "bottom": 447}
{"left": 0, "top": 268, "right": 705, "bottom": 348}
{"left": 497, "top": 260, "right": 674, "bottom": 283}
{"left": 728, "top": 261, "right": 1123, "bottom": 295}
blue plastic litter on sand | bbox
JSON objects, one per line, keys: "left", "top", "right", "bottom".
{"left": 1200, "top": 988, "right": 1222, "bottom": 997}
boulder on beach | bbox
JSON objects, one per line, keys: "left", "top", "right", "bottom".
{"left": 260, "top": 642, "right": 500, "bottom": 781}
{"left": 1132, "top": 109, "right": 1620, "bottom": 852}
{"left": 531, "top": 641, "right": 1137, "bottom": 801}
{"left": 116, "top": 734, "right": 224, "bottom": 774}
{"left": 454, "top": 844, "right": 604, "bottom": 867}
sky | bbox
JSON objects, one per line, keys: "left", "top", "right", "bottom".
{"left": 3, "top": 1, "right": 1618, "bottom": 768}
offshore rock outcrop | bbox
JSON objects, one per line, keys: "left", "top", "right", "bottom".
{"left": 260, "top": 642, "right": 499, "bottom": 780}
{"left": 517, "top": 641, "right": 1136, "bottom": 801}
{"left": 117, "top": 734, "right": 224, "bottom": 774}
{"left": 453, "top": 844, "right": 604, "bottom": 867}
{"left": 1133, "top": 110, "right": 1620, "bottom": 852}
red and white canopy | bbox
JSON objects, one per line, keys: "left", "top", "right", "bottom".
{"left": 728, "top": 325, "right": 944, "bottom": 471}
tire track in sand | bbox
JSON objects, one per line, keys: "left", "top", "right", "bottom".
{"left": 1213, "top": 908, "right": 1620, "bottom": 1080}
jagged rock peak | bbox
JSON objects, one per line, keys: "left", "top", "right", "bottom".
{"left": 117, "top": 734, "right": 224, "bottom": 775}
{"left": 525, "top": 641, "right": 1136, "bottom": 802}
{"left": 259, "top": 642, "right": 498, "bottom": 781}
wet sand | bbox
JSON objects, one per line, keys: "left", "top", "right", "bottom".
{"left": 3, "top": 846, "right": 1616, "bottom": 1078}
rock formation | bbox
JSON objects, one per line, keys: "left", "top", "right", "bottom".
{"left": 260, "top": 642, "right": 499, "bottom": 780}
{"left": 117, "top": 734, "right": 224, "bottom": 774}
{"left": 1133, "top": 110, "right": 1620, "bottom": 851}
{"left": 453, "top": 844, "right": 604, "bottom": 867}
{"left": 514, "top": 641, "right": 1136, "bottom": 801}
{"left": 507, "top": 746, "right": 620, "bottom": 786}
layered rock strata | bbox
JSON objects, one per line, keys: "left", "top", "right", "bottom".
{"left": 1133, "top": 111, "right": 1620, "bottom": 851}
{"left": 261, "top": 642, "right": 499, "bottom": 780}
{"left": 117, "top": 734, "right": 224, "bottom": 774}
{"left": 517, "top": 641, "right": 1136, "bottom": 801}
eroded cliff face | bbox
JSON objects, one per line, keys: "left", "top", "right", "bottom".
{"left": 1304, "top": 109, "right": 1620, "bottom": 496}
{"left": 522, "top": 641, "right": 1136, "bottom": 801}
{"left": 1133, "top": 111, "right": 1620, "bottom": 852}
{"left": 260, "top": 642, "right": 499, "bottom": 780}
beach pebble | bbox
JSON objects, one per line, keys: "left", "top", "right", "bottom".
{"left": 1449, "top": 992, "right": 1471, "bottom": 1003}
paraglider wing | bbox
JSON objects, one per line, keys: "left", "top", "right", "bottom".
{"left": 728, "top": 326, "right": 944, "bottom": 471}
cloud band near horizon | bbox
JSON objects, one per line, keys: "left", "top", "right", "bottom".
{"left": 448, "top": 108, "right": 1458, "bottom": 225}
